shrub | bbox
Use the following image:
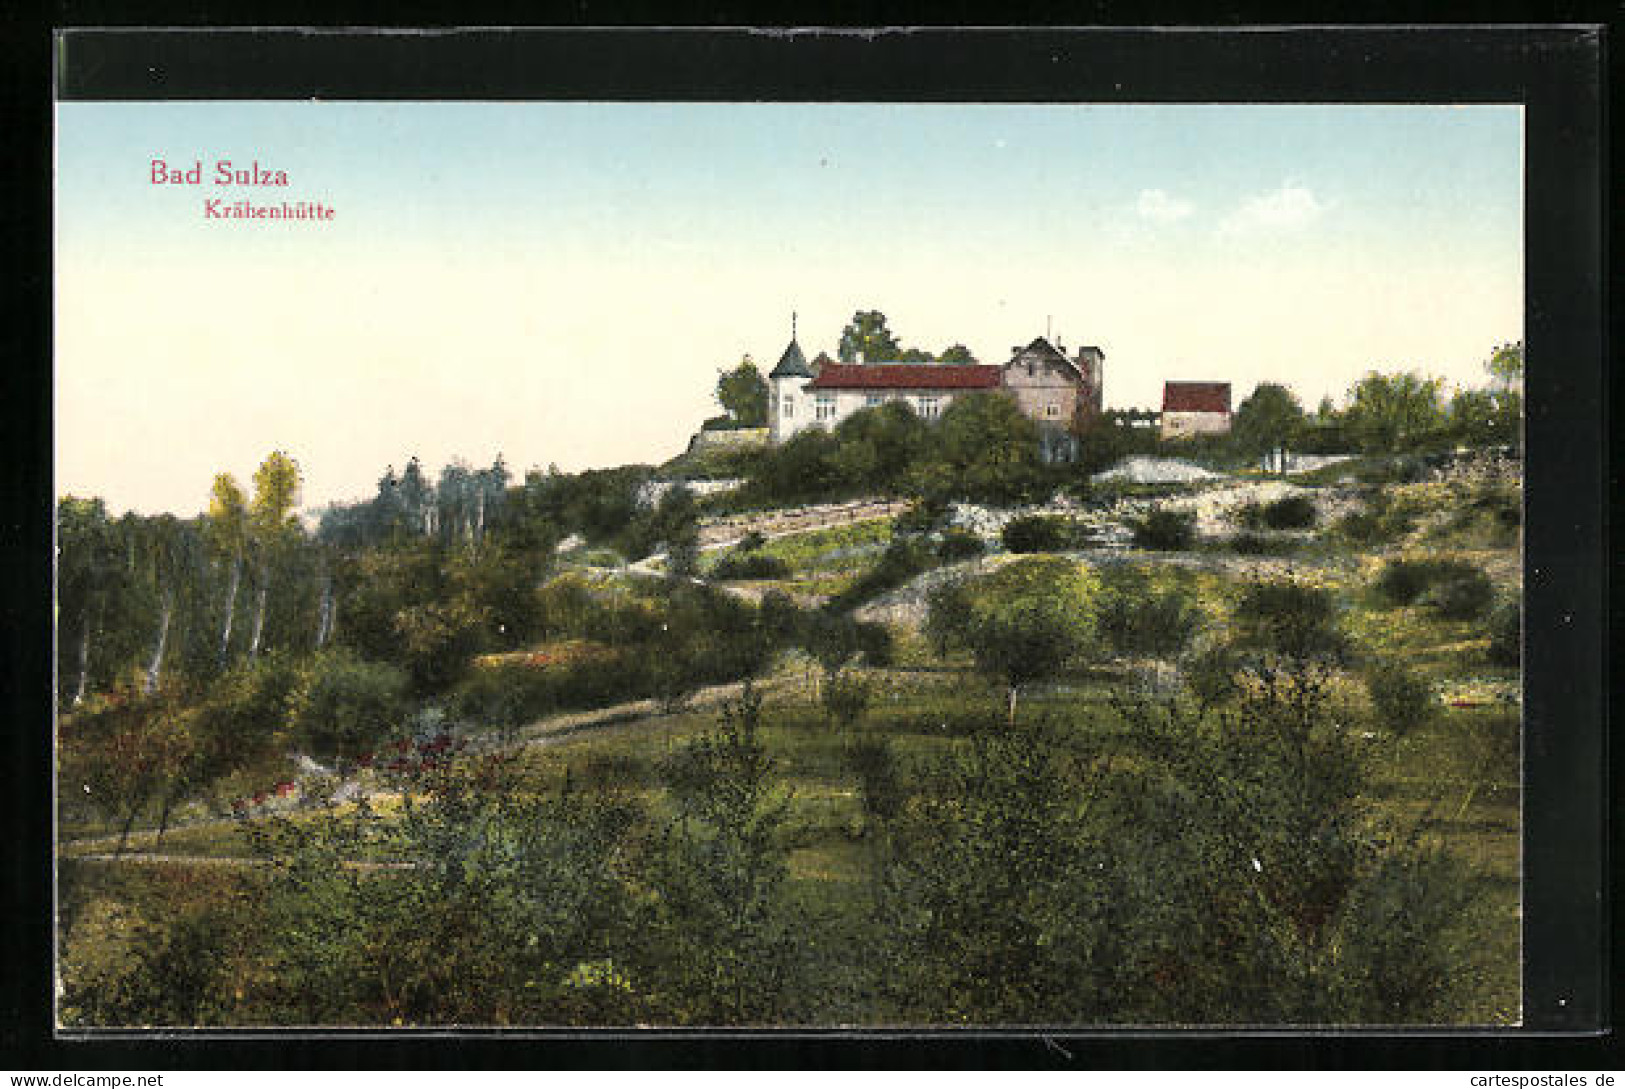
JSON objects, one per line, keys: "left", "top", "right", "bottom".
{"left": 1337, "top": 489, "right": 1416, "bottom": 546}
{"left": 1097, "top": 573, "right": 1201, "bottom": 659}
{"left": 1355, "top": 457, "right": 1426, "bottom": 485}
{"left": 827, "top": 539, "right": 931, "bottom": 611}
{"left": 1363, "top": 661, "right": 1436, "bottom": 735}
{"left": 895, "top": 498, "right": 949, "bottom": 535}
{"left": 1261, "top": 493, "right": 1318, "bottom": 529}
{"left": 854, "top": 621, "right": 896, "bottom": 668}
{"left": 1424, "top": 568, "right": 1495, "bottom": 621}
{"left": 287, "top": 651, "right": 411, "bottom": 759}
{"left": 1487, "top": 602, "right": 1520, "bottom": 667}
{"left": 1184, "top": 644, "right": 1241, "bottom": 709}
{"left": 737, "top": 530, "right": 767, "bottom": 552}
{"left": 821, "top": 671, "right": 873, "bottom": 728}
{"left": 709, "top": 551, "right": 791, "bottom": 581}
{"left": 935, "top": 528, "right": 986, "bottom": 562}
{"left": 1374, "top": 558, "right": 1469, "bottom": 607}
{"left": 1230, "top": 580, "right": 1348, "bottom": 665}
{"left": 1230, "top": 500, "right": 1267, "bottom": 531}
{"left": 1001, "top": 514, "right": 1070, "bottom": 554}
{"left": 846, "top": 737, "right": 906, "bottom": 826}
{"left": 1131, "top": 506, "right": 1196, "bottom": 551}
{"left": 1229, "top": 531, "right": 1295, "bottom": 556}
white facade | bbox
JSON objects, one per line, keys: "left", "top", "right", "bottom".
{"left": 1160, "top": 410, "right": 1232, "bottom": 439}
{"left": 775, "top": 387, "right": 960, "bottom": 442}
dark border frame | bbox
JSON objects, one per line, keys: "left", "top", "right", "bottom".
{"left": 6, "top": 22, "right": 1610, "bottom": 1069}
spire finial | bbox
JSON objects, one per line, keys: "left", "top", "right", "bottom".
{"left": 792, "top": 310, "right": 798, "bottom": 341}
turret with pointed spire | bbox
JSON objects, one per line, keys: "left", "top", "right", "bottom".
{"left": 768, "top": 311, "right": 815, "bottom": 444}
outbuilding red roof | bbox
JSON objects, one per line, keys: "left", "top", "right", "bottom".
{"left": 805, "top": 364, "right": 1004, "bottom": 391}
{"left": 1162, "top": 381, "right": 1232, "bottom": 414}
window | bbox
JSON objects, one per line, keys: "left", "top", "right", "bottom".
{"left": 865, "top": 395, "right": 884, "bottom": 408}
{"left": 918, "top": 396, "right": 940, "bottom": 419}
{"left": 782, "top": 397, "right": 794, "bottom": 418}
{"left": 1045, "top": 403, "right": 1062, "bottom": 418}
{"left": 815, "top": 395, "right": 837, "bottom": 421}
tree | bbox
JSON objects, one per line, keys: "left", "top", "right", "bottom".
{"left": 715, "top": 356, "right": 768, "bottom": 426}
{"left": 1343, "top": 371, "right": 1447, "bottom": 455}
{"left": 58, "top": 496, "right": 125, "bottom": 706}
{"left": 928, "top": 558, "right": 1100, "bottom": 723}
{"left": 203, "top": 474, "right": 251, "bottom": 666}
{"left": 938, "top": 344, "right": 978, "bottom": 364}
{"left": 913, "top": 392, "right": 1045, "bottom": 505}
{"left": 1448, "top": 387, "right": 1521, "bottom": 449}
{"left": 1232, "top": 383, "right": 1306, "bottom": 472}
{"left": 837, "top": 310, "right": 901, "bottom": 363}
{"left": 247, "top": 451, "right": 303, "bottom": 660}
{"left": 643, "top": 686, "right": 801, "bottom": 1022}
{"left": 1485, "top": 341, "right": 1523, "bottom": 389}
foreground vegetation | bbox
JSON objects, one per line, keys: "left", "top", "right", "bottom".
{"left": 56, "top": 341, "right": 1523, "bottom": 1027}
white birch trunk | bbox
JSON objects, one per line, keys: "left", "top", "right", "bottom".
{"left": 315, "top": 576, "right": 333, "bottom": 649}
{"left": 143, "top": 587, "right": 174, "bottom": 695}
{"left": 249, "top": 582, "right": 268, "bottom": 660}
{"left": 73, "top": 619, "right": 91, "bottom": 707}
{"left": 218, "top": 553, "right": 242, "bottom": 665}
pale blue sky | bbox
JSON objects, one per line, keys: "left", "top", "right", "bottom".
{"left": 56, "top": 102, "right": 1523, "bottom": 515}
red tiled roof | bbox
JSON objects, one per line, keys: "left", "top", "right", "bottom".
{"left": 805, "top": 364, "right": 1004, "bottom": 391}
{"left": 1162, "top": 381, "right": 1232, "bottom": 413}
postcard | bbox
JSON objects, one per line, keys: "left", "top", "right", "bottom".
{"left": 52, "top": 45, "right": 1543, "bottom": 1031}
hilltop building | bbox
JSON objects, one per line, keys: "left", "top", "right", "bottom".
{"left": 768, "top": 324, "right": 1104, "bottom": 462}
{"left": 1160, "top": 381, "right": 1233, "bottom": 439}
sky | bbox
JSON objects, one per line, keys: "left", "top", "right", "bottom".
{"left": 55, "top": 102, "right": 1523, "bottom": 517}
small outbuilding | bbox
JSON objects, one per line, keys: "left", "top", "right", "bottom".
{"left": 1160, "top": 381, "right": 1232, "bottom": 439}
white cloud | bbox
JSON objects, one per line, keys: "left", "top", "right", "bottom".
{"left": 1218, "top": 183, "right": 1328, "bottom": 236}
{"left": 1135, "top": 188, "right": 1194, "bottom": 224}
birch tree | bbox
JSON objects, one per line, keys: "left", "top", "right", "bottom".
{"left": 247, "top": 451, "right": 302, "bottom": 661}
{"left": 204, "top": 473, "right": 250, "bottom": 667}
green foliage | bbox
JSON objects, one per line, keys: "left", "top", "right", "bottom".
{"left": 821, "top": 670, "right": 873, "bottom": 728}
{"left": 846, "top": 737, "right": 906, "bottom": 827}
{"left": 1487, "top": 603, "right": 1520, "bottom": 667}
{"left": 1337, "top": 488, "right": 1416, "bottom": 545}
{"left": 927, "top": 558, "right": 1100, "bottom": 720}
{"left": 837, "top": 310, "right": 901, "bottom": 363}
{"left": 1229, "top": 580, "right": 1348, "bottom": 666}
{"left": 287, "top": 650, "right": 410, "bottom": 759}
{"left": 247, "top": 756, "right": 642, "bottom": 1025}
{"left": 1131, "top": 505, "right": 1196, "bottom": 551}
{"left": 880, "top": 722, "right": 1113, "bottom": 1023}
{"left": 935, "top": 528, "right": 986, "bottom": 562}
{"left": 715, "top": 356, "right": 769, "bottom": 426}
{"left": 826, "top": 538, "right": 932, "bottom": 612}
{"left": 914, "top": 393, "right": 1048, "bottom": 506}
{"left": 1232, "top": 383, "right": 1306, "bottom": 465}
{"left": 1423, "top": 568, "right": 1495, "bottom": 621}
{"left": 1363, "top": 660, "right": 1436, "bottom": 735}
{"left": 1259, "top": 494, "right": 1318, "bottom": 529}
{"left": 1000, "top": 514, "right": 1072, "bottom": 553}
{"left": 1484, "top": 341, "right": 1523, "bottom": 387}
{"left": 1448, "top": 387, "right": 1521, "bottom": 449}
{"left": 709, "top": 550, "right": 791, "bottom": 581}
{"left": 642, "top": 687, "right": 801, "bottom": 1022}
{"left": 1344, "top": 371, "right": 1448, "bottom": 455}
{"left": 1183, "top": 644, "right": 1242, "bottom": 711}
{"left": 1095, "top": 566, "right": 1201, "bottom": 659}
{"left": 1374, "top": 558, "right": 1490, "bottom": 617}
{"left": 895, "top": 497, "right": 948, "bottom": 535}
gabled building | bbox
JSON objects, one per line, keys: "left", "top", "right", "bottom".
{"left": 767, "top": 324, "right": 1106, "bottom": 461}
{"left": 1161, "top": 381, "right": 1232, "bottom": 439}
